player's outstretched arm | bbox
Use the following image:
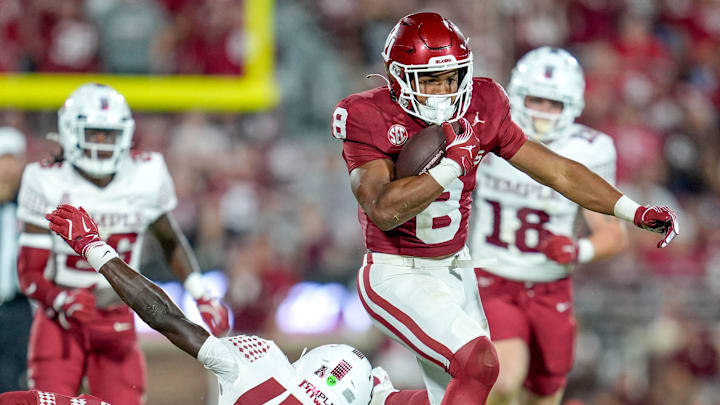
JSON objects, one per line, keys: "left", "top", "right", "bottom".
{"left": 509, "top": 139, "right": 679, "bottom": 248}
{"left": 150, "top": 213, "right": 230, "bottom": 336}
{"left": 509, "top": 139, "right": 622, "bottom": 213}
{"left": 45, "top": 204, "right": 209, "bottom": 358}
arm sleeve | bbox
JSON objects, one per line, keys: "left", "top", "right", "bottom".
{"left": 197, "top": 336, "right": 238, "bottom": 380}
{"left": 490, "top": 82, "right": 528, "bottom": 160}
{"left": 17, "top": 233, "right": 61, "bottom": 309}
{"left": 332, "top": 99, "right": 391, "bottom": 172}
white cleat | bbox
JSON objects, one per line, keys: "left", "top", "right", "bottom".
{"left": 370, "top": 367, "right": 398, "bottom": 405}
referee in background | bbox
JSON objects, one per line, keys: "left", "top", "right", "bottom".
{"left": 0, "top": 126, "right": 32, "bottom": 392}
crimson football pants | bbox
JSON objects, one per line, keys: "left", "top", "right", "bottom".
{"left": 475, "top": 269, "right": 576, "bottom": 397}
{"left": 27, "top": 306, "right": 145, "bottom": 405}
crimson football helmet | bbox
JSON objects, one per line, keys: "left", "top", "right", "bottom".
{"left": 382, "top": 12, "right": 473, "bottom": 125}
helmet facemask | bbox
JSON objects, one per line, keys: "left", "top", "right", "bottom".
{"left": 508, "top": 47, "right": 585, "bottom": 142}
{"left": 58, "top": 83, "right": 135, "bottom": 178}
{"left": 75, "top": 124, "right": 133, "bottom": 177}
{"left": 387, "top": 55, "right": 473, "bottom": 125}
{"left": 510, "top": 89, "right": 581, "bottom": 142}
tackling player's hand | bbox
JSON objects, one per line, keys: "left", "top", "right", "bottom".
{"left": 537, "top": 234, "right": 578, "bottom": 265}
{"left": 46, "top": 204, "right": 119, "bottom": 272}
{"left": 441, "top": 118, "right": 481, "bottom": 176}
{"left": 196, "top": 296, "right": 230, "bottom": 337}
{"left": 54, "top": 287, "right": 98, "bottom": 329}
{"left": 633, "top": 205, "right": 679, "bottom": 248}
{"left": 46, "top": 204, "right": 103, "bottom": 258}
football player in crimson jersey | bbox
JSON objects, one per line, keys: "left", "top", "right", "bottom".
{"left": 15, "top": 83, "right": 230, "bottom": 405}
{"left": 333, "top": 12, "right": 678, "bottom": 405}
{"left": 0, "top": 390, "right": 110, "bottom": 405}
{"left": 469, "top": 47, "right": 628, "bottom": 405}
{"left": 44, "top": 204, "right": 376, "bottom": 405}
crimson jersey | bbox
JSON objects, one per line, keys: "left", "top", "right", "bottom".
{"left": 333, "top": 78, "right": 527, "bottom": 257}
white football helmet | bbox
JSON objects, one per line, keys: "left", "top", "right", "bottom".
{"left": 508, "top": 47, "right": 585, "bottom": 142}
{"left": 58, "top": 83, "right": 135, "bottom": 178}
{"left": 294, "top": 344, "right": 373, "bottom": 405}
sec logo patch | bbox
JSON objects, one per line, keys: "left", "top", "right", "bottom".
{"left": 387, "top": 124, "right": 408, "bottom": 146}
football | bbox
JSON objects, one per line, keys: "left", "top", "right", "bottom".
{"left": 394, "top": 124, "right": 449, "bottom": 179}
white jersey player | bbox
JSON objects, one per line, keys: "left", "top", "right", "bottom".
{"left": 200, "top": 337, "right": 372, "bottom": 405}
{"left": 15, "top": 83, "right": 229, "bottom": 405}
{"left": 470, "top": 47, "right": 629, "bottom": 405}
{"left": 45, "top": 203, "right": 376, "bottom": 405}
{"left": 18, "top": 149, "right": 175, "bottom": 291}
{"left": 471, "top": 124, "right": 617, "bottom": 281}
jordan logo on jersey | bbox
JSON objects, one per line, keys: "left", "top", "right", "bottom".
{"left": 472, "top": 112, "right": 486, "bottom": 126}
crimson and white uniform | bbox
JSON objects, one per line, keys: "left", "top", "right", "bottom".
{"left": 198, "top": 336, "right": 362, "bottom": 405}
{"left": 469, "top": 124, "right": 616, "bottom": 395}
{"left": 336, "top": 78, "right": 527, "bottom": 402}
{"left": 16, "top": 152, "right": 176, "bottom": 404}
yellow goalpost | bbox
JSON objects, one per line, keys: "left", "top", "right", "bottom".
{"left": 0, "top": 0, "right": 278, "bottom": 112}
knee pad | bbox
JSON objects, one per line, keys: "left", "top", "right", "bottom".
{"left": 448, "top": 336, "right": 499, "bottom": 386}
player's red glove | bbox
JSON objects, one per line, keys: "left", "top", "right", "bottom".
{"left": 45, "top": 204, "right": 103, "bottom": 257}
{"left": 537, "top": 234, "right": 578, "bottom": 264}
{"left": 633, "top": 205, "right": 679, "bottom": 248}
{"left": 196, "top": 296, "right": 230, "bottom": 337}
{"left": 54, "top": 287, "right": 98, "bottom": 329}
{"left": 441, "top": 118, "right": 481, "bottom": 176}
{"left": 46, "top": 204, "right": 119, "bottom": 271}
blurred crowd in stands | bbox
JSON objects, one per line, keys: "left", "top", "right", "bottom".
{"left": 2, "top": 0, "right": 720, "bottom": 403}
